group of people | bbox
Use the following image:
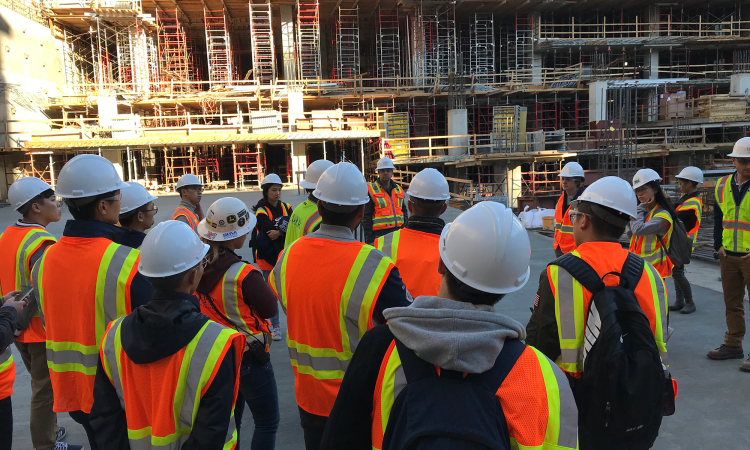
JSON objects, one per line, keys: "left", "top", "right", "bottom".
{"left": 0, "top": 138, "right": 748, "bottom": 450}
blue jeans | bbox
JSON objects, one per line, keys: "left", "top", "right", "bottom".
{"left": 261, "top": 269, "right": 281, "bottom": 329}
{"left": 234, "top": 359, "right": 280, "bottom": 450}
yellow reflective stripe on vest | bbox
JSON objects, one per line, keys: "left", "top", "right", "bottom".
{"left": 46, "top": 340, "right": 99, "bottom": 375}
{"left": 677, "top": 197, "right": 702, "bottom": 248}
{"left": 642, "top": 263, "right": 669, "bottom": 366}
{"left": 374, "top": 230, "right": 400, "bottom": 263}
{"left": 549, "top": 263, "right": 585, "bottom": 374}
{"left": 221, "top": 262, "right": 265, "bottom": 341}
{"left": 15, "top": 228, "right": 56, "bottom": 289}
{"left": 529, "top": 347, "right": 579, "bottom": 449}
{"left": 304, "top": 211, "right": 321, "bottom": 235}
{"left": 0, "top": 347, "right": 13, "bottom": 372}
{"left": 378, "top": 347, "right": 405, "bottom": 448}
{"left": 369, "top": 182, "right": 389, "bottom": 209}
{"left": 103, "top": 319, "right": 240, "bottom": 449}
{"left": 716, "top": 174, "right": 750, "bottom": 253}
{"left": 30, "top": 252, "right": 47, "bottom": 327}
{"left": 95, "top": 244, "right": 139, "bottom": 344}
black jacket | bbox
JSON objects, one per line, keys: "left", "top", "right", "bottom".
{"left": 363, "top": 179, "right": 409, "bottom": 244}
{"left": 252, "top": 198, "right": 292, "bottom": 264}
{"left": 117, "top": 229, "right": 147, "bottom": 249}
{"left": 90, "top": 291, "right": 237, "bottom": 450}
{"left": 0, "top": 305, "right": 17, "bottom": 357}
{"left": 403, "top": 215, "right": 444, "bottom": 235}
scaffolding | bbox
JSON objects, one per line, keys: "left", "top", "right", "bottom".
{"left": 163, "top": 147, "right": 197, "bottom": 186}
{"left": 411, "top": 3, "right": 439, "bottom": 85}
{"left": 599, "top": 87, "right": 637, "bottom": 178}
{"left": 436, "top": 4, "right": 457, "bottom": 76}
{"left": 204, "top": 8, "right": 233, "bottom": 86}
{"left": 470, "top": 14, "right": 495, "bottom": 83}
{"left": 377, "top": 8, "right": 400, "bottom": 84}
{"left": 335, "top": 7, "right": 360, "bottom": 82}
{"left": 297, "top": 0, "right": 322, "bottom": 79}
{"left": 156, "top": 10, "right": 190, "bottom": 88}
{"left": 233, "top": 144, "right": 263, "bottom": 188}
{"left": 249, "top": 2, "right": 276, "bottom": 86}
{"left": 515, "top": 14, "right": 534, "bottom": 82}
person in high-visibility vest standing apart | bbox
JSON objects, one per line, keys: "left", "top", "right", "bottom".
{"left": 554, "top": 161, "right": 587, "bottom": 257}
{"left": 118, "top": 181, "right": 158, "bottom": 249}
{"left": 252, "top": 173, "right": 293, "bottom": 341}
{"left": 374, "top": 168, "right": 450, "bottom": 297}
{"left": 322, "top": 201, "right": 579, "bottom": 450}
{"left": 363, "top": 157, "right": 408, "bottom": 244}
{"left": 90, "top": 220, "right": 245, "bottom": 449}
{"left": 195, "top": 197, "right": 281, "bottom": 450}
{"left": 709, "top": 137, "right": 750, "bottom": 371}
{"left": 285, "top": 159, "right": 335, "bottom": 248}
{"left": 0, "top": 177, "right": 81, "bottom": 450}
{"left": 30, "top": 154, "right": 154, "bottom": 450}
{"left": 628, "top": 168, "right": 677, "bottom": 279}
{"left": 172, "top": 173, "right": 204, "bottom": 232}
{"left": 671, "top": 166, "right": 704, "bottom": 314}
{"left": 270, "top": 162, "right": 412, "bottom": 450}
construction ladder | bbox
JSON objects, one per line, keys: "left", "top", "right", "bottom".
{"left": 204, "top": 8, "right": 233, "bottom": 86}
{"left": 335, "top": 7, "right": 360, "bottom": 81}
{"left": 156, "top": 10, "right": 190, "bottom": 89}
{"left": 297, "top": 0, "right": 322, "bottom": 79}
{"left": 250, "top": 2, "right": 276, "bottom": 86}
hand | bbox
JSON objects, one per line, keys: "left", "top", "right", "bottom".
{"left": 3, "top": 290, "right": 27, "bottom": 314}
{"left": 718, "top": 247, "right": 727, "bottom": 258}
{"left": 645, "top": 196, "right": 657, "bottom": 207}
{"left": 267, "top": 230, "right": 282, "bottom": 240}
{"left": 741, "top": 252, "right": 750, "bottom": 260}
{"left": 195, "top": 203, "right": 204, "bottom": 221}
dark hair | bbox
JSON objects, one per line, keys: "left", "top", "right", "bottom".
{"left": 577, "top": 202, "right": 627, "bottom": 240}
{"left": 65, "top": 190, "right": 118, "bottom": 221}
{"left": 178, "top": 185, "right": 200, "bottom": 199}
{"left": 149, "top": 267, "right": 192, "bottom": 291}
{"left": 645, "top": 180, "right": 680, "bottom": 223}
{"left": 318, "top": 203, "right": 360, "bottom": 227}
{"left": 18, "top": 189, "right": 55, "bottom": 216}
{"left": 443, "top": 267, "right": 504, "bottom": 306}
{"left": 262, "top": 183, "right": 282, "bottom": 202}
{"left": 409, "top": 197, "right": 445, "bottom": 217}
{"left": 119, "top": 203, "right": 150, "bottom": 227}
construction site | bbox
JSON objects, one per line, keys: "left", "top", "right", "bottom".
{"left": 0, "top": 0, "right": 749, "bottom": 211}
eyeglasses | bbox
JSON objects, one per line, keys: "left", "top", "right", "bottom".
{"left": 190, "top": 186, "right": 204, "bottom": 193}
{"left": 568, "top": 210, "right": 593, "bottom": 223}
{"left": 102, "top": 192, "right": 122, "bottom": 202}
{"left": 144, "top": 205, "right": 159, "bottom": 214}
{"left": 200, "top": 257, "right": 209, "bottom": 269}
{"left": 735, "top": 158, "right": 750, "bottom": 166}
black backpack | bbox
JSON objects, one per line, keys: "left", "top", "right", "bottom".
{"left": 381, "top": 338, "right": 526, "bottom": 450}
{"left": 658, "top": 215, "right": 691, "bottom": 265}
{"left": 552, "top": 253, "right": 675, "bottom": 450}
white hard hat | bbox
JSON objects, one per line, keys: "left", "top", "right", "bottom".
{"left": 572, "top": 176, "right": 638, "bottom": 219}
{"left": 439, "top": 201, "right": 531, "bottom": 295}
{"left": 120, "top": 182, "right": 158, "bottom": 214}
{"left": 139, "top": 220, "right": 209, "bottom": 277}
{"left": 407, "top": 168, "right": 450, "bottom": 201}
{"left": 675, "top": 166, "right": 703, "bottom": 184}
{"left": 632, "top": 168, "right": 662, "bottom": 190}
{"left": 728, "top": 137, "right": 750, "bottom": 158}
{"left": 313, "top": 162, "right": 369, "bottom": 206}
{"left": 559, "top": 161, "right": 584, "bottom": 178}
{"left": 56, "top": 154, "right": 128, "bottom": 199}
{"left": 197, "top": 197, "right": 256, "bottom": 242}
{"left": 175, "top": 174, "right": 201, "bottom": 190}
{"left": 299, "top": 159, "right": 335, "bottom": 189}
{"left": 261, "top": 173, "right": 283, "bottom": 186}
{"left": 8, "top": 177, "right": 52, "bottom": 211}
{"left": 376, "top": 157, "right": 396, "bottom": 171}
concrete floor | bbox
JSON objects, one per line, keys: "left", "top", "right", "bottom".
{"left": 5, "top": 187, "right": 750, "bottom": 449}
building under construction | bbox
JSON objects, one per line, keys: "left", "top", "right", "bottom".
{"left": 0, "top": 0, "right": 749, "bottom": 209}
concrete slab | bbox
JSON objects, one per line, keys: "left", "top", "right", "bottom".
{"left": 6, "top": 191, "right": 750, "bottom": 449}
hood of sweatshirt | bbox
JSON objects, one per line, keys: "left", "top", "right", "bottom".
{"left": 120, "top": 291, "right": 209, "bottom": 364}
{"left": 383, "top": 296, "right": 526, "bottom": 374}
{"left": 196, "top": 249, "right": 241, "bottom": 295}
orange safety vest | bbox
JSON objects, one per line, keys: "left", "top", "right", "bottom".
{"left": 676, "top": 195, "right": 703, "bottom": 253}
{"left": 254, "top": 202, "right": 291, "bottom": 271}
{"left": 0, "top": 225, "right": 57, "bottom": 343}
{"left": 101, "top": 317, "right": 245, "bottom": 449}
{"left": 200, "top": 262, "right": 272, "bottom": 352}
{"left": 269, "top": 236, "right": 395, "bottom": 417}
{"left": 368, "top": 182, "right": 405, "bottom": 231}
{"left": 0, "top": 347, "right": 13, "bottom": 400}
{"left": 374, "top": 228, "right": 440, "bottom": 298}
{"left": 547, "top": 241, "right": 668, "bottom": 376}
{"left": 172, "top": 206, "right": 199, "bottom": 232}
{"left": 372, "top": 341, "right": 579, "bottom": 450}
{"left": 629, "top": 206, "right": 674, "bottom": 278}
{"left": 554, "top": 193, "right": 577, "bottom": 254}
{"left": 31, "top": 236, "right": 141, "bottom": 413}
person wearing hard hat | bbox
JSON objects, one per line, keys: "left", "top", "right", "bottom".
{"left": 0, "top": 178, "right": 79, "bottom": 450}
{"left": 526, "top": 177, "right": 670, "bottom": 449}
{"left": 118, "top": 182, "right": 159, "bottom": 249}
{"left": 363, "top": 157, "right": 408, "bottom": 244}
{"left": 628, "top": 168, "right": 678, "bottom": 278}
{"left": 709, "top": 137, "right": 750, "bottom": 369}
{"left": 554, "top": 161, "right": 587, "bottom": 257}
{"left": 90, "top": 220, "right": 245, "bottom": 449}
{"left": 252, "top": 173, "right": 293, "bottom": 341}
{"left": 195, "top": 198, "right": 280, "bottom": 450}
{"left": 374, "top": 168, "right": 449, "bottom": 297}
{"left": 172, "top": 173, "right": 204, "bottom": 232}
{"left": 269, "top": 162, "right": 412, "bottom": 450}
{"left": 285, "top": 159, "right": 335, "bottom": 248}
{"left": 669, "top": 167, "right": 704, "bottom": 314}
{"left": 322, "top": 202, "right": 579, "bottom": 450}
{"left": 30, "top": 154, "right": 153, "bottom": 449}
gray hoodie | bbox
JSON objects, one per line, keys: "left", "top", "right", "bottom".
{"left": 384, "top": 296, "right": 526, "bottom": 374}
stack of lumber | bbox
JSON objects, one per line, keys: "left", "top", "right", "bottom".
{"left": 695, "top": 94, "right": 749, "bottom": 119}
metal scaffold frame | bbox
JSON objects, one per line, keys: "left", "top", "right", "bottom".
{"left": 436, "top": 3, "right": 457, "bottom": 76}
{"left": 233, "top": 144, "right": 263, "bottom": 189}
{"left": 377, "top": 7, "right": 400, "bottom": 84}
{"left": 204, "top": 8, "right": 233, "bottom": 86}
{"left": 156, "top": 9, "right": 190, "bottom": 89}
{"left": 163, "top": 147, "right": 197, "bottom": 186}
{"left": 471, "top": 13, "right": 495, "bottom": 82}
{"left": 515, "top": 13, "right": 534, "bottom": 82}
{"left": 249, "top": 1, "right": 276, "bottom": 86}
{"left": 62, "top": 28, "right": 96, "bottom": 94}
{"left": 297, "top": 0, "right": 322, "bottom": 80}
{"left": 410, "top": 2, "right": 439, "bottom": 85}
{"left": 335, "top": 6, "right": 360, "bottom": 81}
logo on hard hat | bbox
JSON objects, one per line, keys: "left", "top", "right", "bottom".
{"left": 634, "top": 178, "right": 640, "bottom": 183}
{"left": 238, "top": 217, "right": 246, "bottom": 227}
{"left": 223, "top": 231, "right": 238, "bottom": 239}
{"left": 206, "top": 231, "right": 217, "bottom": 239}
{"left": 218, "top": 220, "right": 225, "bottom": 226}
{"left": 206, "top": 218, "right": 217, "bottom": 229}
{"left": 227, "top": 215, "right": 237, "bottom": 224}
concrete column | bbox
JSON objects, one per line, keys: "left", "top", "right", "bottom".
{"left": 288, "top": 91, "right": 304, "bottom": 131}
{"left": 447, "top": 109, "right": 468, "bottom": 156}
{"left": 647, "top": 49, "right": 660, "bottom": 79}
{"left": 101, "top": 149, "right": 125, "bottom": 181}
{"left": 290, "top": 141, "right": 307, "bottom": 185}
{"left": 588, "top": 81, "right": 608, "bottom": 123}
{"left": 280, "top": 5, "right": 297, "bottom": 80}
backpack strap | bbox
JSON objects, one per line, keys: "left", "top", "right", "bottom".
{"left": 551, "top": 253, "right": 605, "bottom": 294}
{"left": 619, "top": 253, "right": 645, "bottom": 291}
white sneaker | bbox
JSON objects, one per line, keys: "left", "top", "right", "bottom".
{"left": 53, "top": 442, "right": 84, "bottom": 450}
{"left": 272, "top": 327, "right": 282, "bottom": 341}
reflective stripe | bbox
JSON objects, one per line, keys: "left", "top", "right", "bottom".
{"left": 716, "top": 175, "right": 728, "bottom": 204}
{"left": 560, "top": 347, "right": 583, "bottom": 363}
{"left": 368, "top": 182, "right": 405, "bottom": 230}
{"left": 179, "top": 323, "right": 225, "bottom": 428}
{"left": 16, "top": 228, "right": 55, "bottom": 289}
{"left": 556, "top": 269, "right": 577, "bottom": 341}
{"left": 303, "top": 211, "right": 321, "bottom": 235}
{"left": 559, "top": 225, "right": 573, "bottom": 233}
{"left": 46, "top": 341, "right": 99, "bottom": 375}
{"left": 722, "top": 220, "right": 750, "bottom": 232}
{"left": 554, "top": 223, "right": 562, "bottom": 231}
{"left": 376, "top": 231, "right": 399, "bottom": 262}
{"left": 0, "top": 347, "right": 12, "bottom": 365}
{"left": 46, "top": 347, "right": 99, "bottom": 369}
{"left": 102, "top": 317, "right": 126, "bottom": 410}
{"left": 220, "top": 263, "right": 265, "bottom": 339}
{"left": 531, "top": 348, "right": 579, "bottom": 449}
{"left": 96, "top": 244, "right": 139, "bottom": 344}
{"left": 288, "top": 347, "right": 349, "bottom": 373}
{"left": 172, "top": 207, "right": 198, "bottom": 230}
{"left": 30, "top": 252, "right": 46, "bottom": 326}
{"left": 643, "top": 263, "right": 668, "bottom": 360}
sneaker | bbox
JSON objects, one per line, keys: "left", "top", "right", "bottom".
{"left": 56, "top": 427, "right": 66, "bottom": 442}
{"left": 741, "top": 355, "right": 750, "bottom": 373}
{"left": 272, "top": 327, "right": 282, "bottom": 341}
{"left": 53, "top": 443, "right": 84, "bottom": 450}
{"left": 707, "top": 344, "right": 744, "bottom": 360}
